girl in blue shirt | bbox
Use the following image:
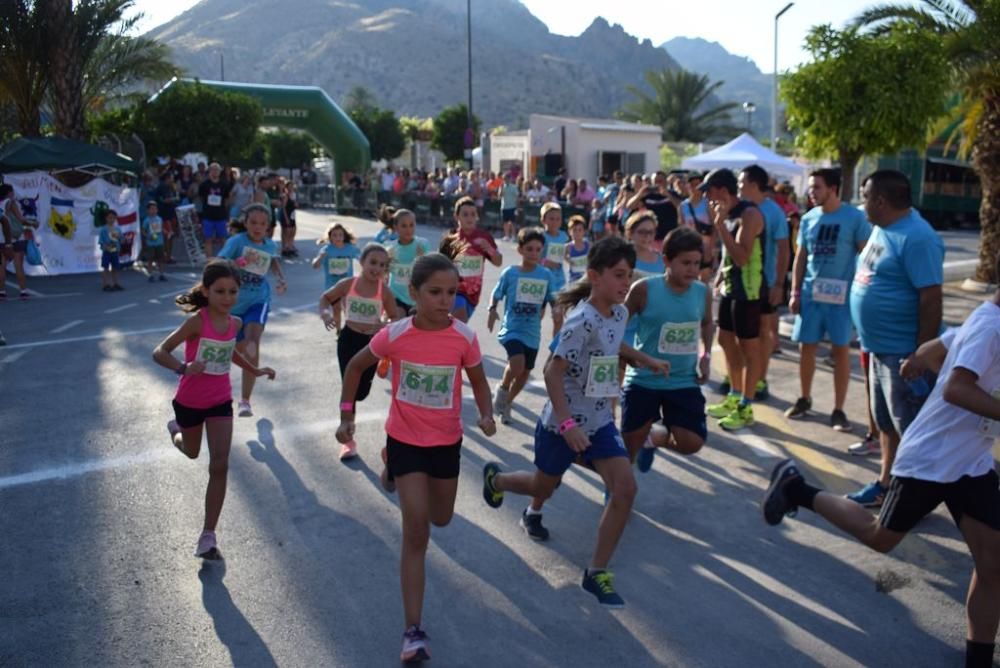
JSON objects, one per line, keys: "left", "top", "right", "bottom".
{"left": 566, "top": 215, "right": 591, "bottom": 283}
{"left": 540, "top": 202, "right": 568, "bottom": 336}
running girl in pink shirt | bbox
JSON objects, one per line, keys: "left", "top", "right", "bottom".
{"left": 153, "top": 260, "right": 277, "bottom": 560}
{"left": 336, "top": 252, "right": 495, "bottom": 664}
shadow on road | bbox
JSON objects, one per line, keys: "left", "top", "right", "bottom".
{"left": 199, "top": 562, "right": 277, "bottom": 668}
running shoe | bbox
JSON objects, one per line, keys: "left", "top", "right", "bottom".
{"left": 719, "top": 404, "right": 754, "bottom": 431}
{"left": 707, "top": 394, "right": 740, "bottom": 419}
{"left": 19, "top": 290, "right": 29, "bottom": 300}
{"left": 195, "top": 530, "right": 223, "bottom": 560}
{"left": 482, "top": 462, "right": 504, "bottom": 508}
{"left": 400, "top": 625, "right": 430, "bottom": 663}
{"left": 830, "top": 409, "right": 852, "bottom": 432}
{"left": 636, "top": 436, "right": 656, "bottom": 473}
{"left": 102, "top": 286, "right": 113, "bottom": 292}
{"left": 376, "top": 357, "right": 391, "bottom": 379}
{"left": 339, "top": 440, "right": 358, "bottom": 461}
{"left": 784, "top": 397, "right": 812, "bottom": 419}
{"left": 718, "top": 375, "right": 731, "bottom": 395}
{"left": 755, "top": 379, "right": 770, "bottom": 401}
{"left": 582, "top": 569, "right": 625, "bottom": 608}
{"left": 167, "top": 420, "right": 184, "bottom": 453}
{"left": 520, "top": 509, "right": 550, "bottom": 541}
{"left": 848, "top": 433, "right": 880, "bottom": 457}
{"left": 493, "top": 386, "right": 510, "bottom": 425}
{"left": 112, "top": 285, "right": 124, "bottom": 291}
{"left": 380, "top": 446, "right": 395, "bottom": 493}
{"left": 237, "top": 400, "right": 253, "bottom": 417}
{"left": 847, "top": 480, "right": 886, "bottom": 507}
{"left": 0, "top": 332, "right": 6, "bottom": 346}
{"left": 0, "top": 290, "right": 6, "bottom": 300}
{"left": 761, "top": 458, "right": 803, "bottom": 526}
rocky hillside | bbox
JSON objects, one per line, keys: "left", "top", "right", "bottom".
{"left": 149, "top": 0, "right": 680, "bottom": 127}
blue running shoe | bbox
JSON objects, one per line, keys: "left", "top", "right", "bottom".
{"left": 846, "top": 480, "right": 886, "bottom": 508}
{"left": 636, "top": 443, "right": 655, "bottom": 473}
{"left": 582, "top": 569, "right": 625, "bottom": 608}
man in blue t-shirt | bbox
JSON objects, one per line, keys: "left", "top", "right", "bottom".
{"left": 786, "top": 168, "right": 870, "bottom": 432}
{"left": 846, "top": 169, "right": 943, "bottom": 507}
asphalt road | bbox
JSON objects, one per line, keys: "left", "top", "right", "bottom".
{"left": 0, "top": 210, "right": 995, "bottom": 667}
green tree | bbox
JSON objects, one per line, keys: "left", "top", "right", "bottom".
{"left": 781, "top": 24, "right": 949, "bottom": 201}
{"left": 349, "top": 105, "right": 405, "bottom": 162}
{"left": 137, "top": 83, "right": 262, "bottom": 162}
{"left": 0, "top": 0, "right": 48, "bottom": 136}
{"left": 263, "top": 129, "right": 318, "bottom": 171}
{"left": 432, "top": 104, "right": 480, "bottom": 163}
{"left": 343, "top": 85, "right": 378, "bottom": 114}
{"left": 83, "top": 33, "right": 180, "bottom": 113}
{"left": 618, "top": 68, "right": 739, "bottom": 142}
{"left": 852, "top": 0, "right": 1000, "bottom": 283}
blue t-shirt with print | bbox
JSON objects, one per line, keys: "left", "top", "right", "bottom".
{"left": 218, "top": 232, "right": 279, "bottom": 313}
{"left": 99, "top": 226, "right": 121, "bottom": 254}
{"left": 759, "top": 197, "right": 790, "bottom": 287}
{"left": 317, "top": 242, "right": 360, "bottom": 289}
{"left": 798, "top": 203, "right": 871, "bottom": 297}
{"left": 142, "top": 215, "right": 165, "bottom": 248}
{"left": 375, "top": 228, "right": 398, "bottom": 244}
{"left": 849, "top": 209, "right": 943, "bottom": 354}
{"left": 490, "top": 264, "right": 554, "bottom": 350}
{"left": 387, "top": 237, "right": 430, "bottom": 305}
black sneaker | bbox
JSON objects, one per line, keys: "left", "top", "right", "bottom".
{"left": 830, "top": 409, "right": 851, "bottom": 432}
{"left": 520, "top": 509, "right": 550, "bottom": 541}
{"left": 761, "top": 458, "right": 803, "bottom": 526}
{"left": 582, "top": 569, "right": 625, "bottom": 608}
{"left": 784, "top": 397, "right": 812, "bottom": 419}
{"left": 482, "top": 462, "right": 504, "bottom": 508}
{"left": 718, "top": 376, "right": 731, "bottom": 395}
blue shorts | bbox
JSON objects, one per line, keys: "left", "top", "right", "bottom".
{"left": 201, "top": 218, "right": 229, "bottom": 240}
{"left": 234, "top": 302, "right": 269, "bottom": 341}
{"left": 453, "top": 293, "right": 476, "bottom": 318}
{"left": 869, "top": 353, "right": 933, "bottom": 436}
{"left": 501, "top": 338, "right": 539, "bottom": 371}
{"left": 792, "top": 299, "right": 853, "bottom": 346}
{"left": 621, "top": 383, "right": 708, "bottom": 440}
{"left": 533, "top": 420, "right": 628, "bottom": 477}
{"left": 101, "top": 251, "right": 120, "bottom": 270}
{"left": 502, "top": 208, "right": 517, "bottom": 223}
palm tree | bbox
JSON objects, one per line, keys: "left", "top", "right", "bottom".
{"left": 83, "top": 34, "right": 181, "bottom": 113}
{"left": 853, "top": 0, "right": 1000, "bottom": 283}
{"left": 0, "top": 1, "right": 48, "bottom": 136}
{"left": 618, "top": 68, "right": 739, "bottom": 143}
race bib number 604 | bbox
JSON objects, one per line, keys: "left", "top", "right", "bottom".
{"left": 516, "top": 278, "right": 548, "bottom": 305}
{"left": 397, "top": 362, "right": 456, "bottom": 409}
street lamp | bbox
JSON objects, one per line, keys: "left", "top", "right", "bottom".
{"left": 772, "top": 2, "right": 794, "bottom": 148}
{"left": 465, "top": 0, "right": 474, "bottom": 166}
{"left": 743, "top": 101, "right": 757, "bottom": 133}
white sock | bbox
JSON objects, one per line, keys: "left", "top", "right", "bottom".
{"left": 525, "top": 506, "right": 543, "bottom": 516}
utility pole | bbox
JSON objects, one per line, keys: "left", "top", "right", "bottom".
{"left": 772, "top": 2, "right": 794, "bottom": 148}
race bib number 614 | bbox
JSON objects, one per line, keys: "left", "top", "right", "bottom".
{"left": 397, "top": 362, "right": 456, "bottom": 409}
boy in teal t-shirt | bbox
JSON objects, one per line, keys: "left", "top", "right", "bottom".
{"left": 141, "top": 201, "right": 167, "bottom": 282}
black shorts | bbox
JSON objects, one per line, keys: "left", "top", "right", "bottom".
{"left": 502, "top": 208, "right": 517, "bottom": 223}
{"left": 337, "top": 326, "right": 376, "bottom": 403}
{"left": 717, "top": 295, "right": 761, "bottom": 339}
{"left": 502, "top": 339, "right": 539, "bottom": 371}
{"left": 621, "top": 384, "right": 708, "bottom": 441}
{"left": 172, "top": 399, "right": 233, "bottom": 429}
{"left": 879, "top": 470, "right": 1000, "bottom": 533}
{"left": 386, "top": 435, "right": 462, "bottom": 480}
{"left": 760, "top": 296, "right": 777, "bottom": 316}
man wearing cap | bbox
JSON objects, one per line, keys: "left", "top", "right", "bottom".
{"left": 702, "top": 168, "right": 767, "bottom": 431}
{"left": 198, "top": 162, "right": 233, "bottom": 257}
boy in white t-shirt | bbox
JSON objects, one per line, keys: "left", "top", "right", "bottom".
{"left": 761, "top": 256, "right": 1000, "bottom": 668}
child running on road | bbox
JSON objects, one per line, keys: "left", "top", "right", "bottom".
{"left": 441, "top": 196, "right": 502, "bottom": 322}
{"left": 153, "top": 260, "right": 276, "bottom": 560}
{"left": 625, "top": 227, "right": 713, "bottom": 473}
{"left": 482, "top": 237, "right": 669, "bottom": 607}
{"left": 488, "top": 227, "right": 554, "bottom": 425}
{"left": 540, "top": 202, "right": 568, "bottom": 335}
{"left": 566, "top": 215, "right": 591, "bottom": 283}
{"left": 312, "top": 223, "right": 360, "bottom": 333}
{"left": 319, "top": 243, "right": 399, "bottom": 460}
{"left": 336, "top": 253, "right": 495, "bottom": 663}
{"left": 386, "top": 209, "right": 430, "bottom": 315}
{"left": 375, "top": 204, "right": 399, "bottom": 244}
{"left": 216, "top": 203, "right": 287, "bottom": 418}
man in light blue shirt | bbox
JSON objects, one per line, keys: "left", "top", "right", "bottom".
{"left": 847, "top": 169, "right": 943, "bottom": 507}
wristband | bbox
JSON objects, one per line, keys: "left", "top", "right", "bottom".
{"left": 558, "top": 418, "right": 577, "bottom": 434}
{"left": 340, "top": 401, "right": 355, "bottom": 412}
{"left": 792, "top": 289, "right": 801, "bottom": 297}
{"left": 699, "top": 352, "right": 711, "bottom": 360}
{"left": 175, "top": 362, "right": 187, "bottom": 376}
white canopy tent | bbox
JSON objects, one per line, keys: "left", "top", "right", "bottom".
{"left": 681, "top": 133, "right": 807, "bottom": 182}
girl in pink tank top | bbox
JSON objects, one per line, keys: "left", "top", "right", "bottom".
{"left": 153, "top": 260, "right": 277, "bottom": 561}
{"left": 318, "top": 243, "right": 400, "bottom": 460}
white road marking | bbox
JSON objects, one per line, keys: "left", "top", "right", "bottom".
{"left": 5, "top": 282, "right": 42, "bottom": 296}
{"left": 0, "top": 412, "right": 385, "bottom": 489}
{"left": 155, "top": 290, "right": 183, "bottom": 299}
{"left": 49, "top": 319, "right": 84, "bottom": 334}
{"left": 148, "top": 299, "right": 160, "bottom": 304}
{"left": 104, "top": 302, "right": 138, "bottom": 314}
{"left": 1, "top": 349, "right": 30, "bottom": 364}
{"left": 738, "top": 432, "right": 782, "bottom": 458}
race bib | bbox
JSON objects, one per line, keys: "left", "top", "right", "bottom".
{"left": 546, "top": 243, "right": 566, "bottom": 263}
{"left": 812, "top": 278, "right": 848, "bottom": 305}
{"left": 149, "top": 221, "right": 162, "bottom": 235}
{"left": 195, "top": 338, "right": 235, "bottom": 375}
{"left": 397, "top": 362, "right": 456, "bottom": 409}
{"left": 327, "top": 257, "right": 351, "bottom": 275}
{"left": 240, "top": 247, "right": 272, "bottom": 276}
{"left": 392, "top": 262, "right": 413, "bottom": 283}
{"left": 586, "top": 354, "right": 620, "bottom": 398}
{"left": 207, "top": 194, "right": 222, "bottom": 207}
{"left": 658, "top": 321, "right": 699, "bottom": 355}
{"left": 516, "top": 278, "right": 548, "bottom": 305}
{"left": 979, "top": 389, "right": 1000, "bottom": 438}
{"left": 345, "top": 294, "right": 381, "bottom": 324}
{"left": 457, "top": 254, "right": 484, "bottom": 278}
{"left": 569, "top": 255, "right": 588, "bottom": 275}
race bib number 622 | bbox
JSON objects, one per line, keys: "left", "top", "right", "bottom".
{"left": 658, "top": 321, "right": 699, "bottom": 355}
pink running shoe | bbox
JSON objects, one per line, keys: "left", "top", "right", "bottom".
{"left": 339, "top": 440, "right": 358, "bottom": 461}
{"left": 195, "top": 531, "right": 223, "bottom": 560}
{"left": 237, "top": 399, "right": 253, "bottom": 417}
{"left": 400, "top": 625, "right": 430, "bottom": 663}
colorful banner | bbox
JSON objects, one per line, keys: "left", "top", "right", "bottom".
{"left": 3, "top": 171, "right": 139, "bottom": 275}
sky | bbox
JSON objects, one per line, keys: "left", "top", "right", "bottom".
{"left": 129, "top": 0, "right": 913, "bottom": 73}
